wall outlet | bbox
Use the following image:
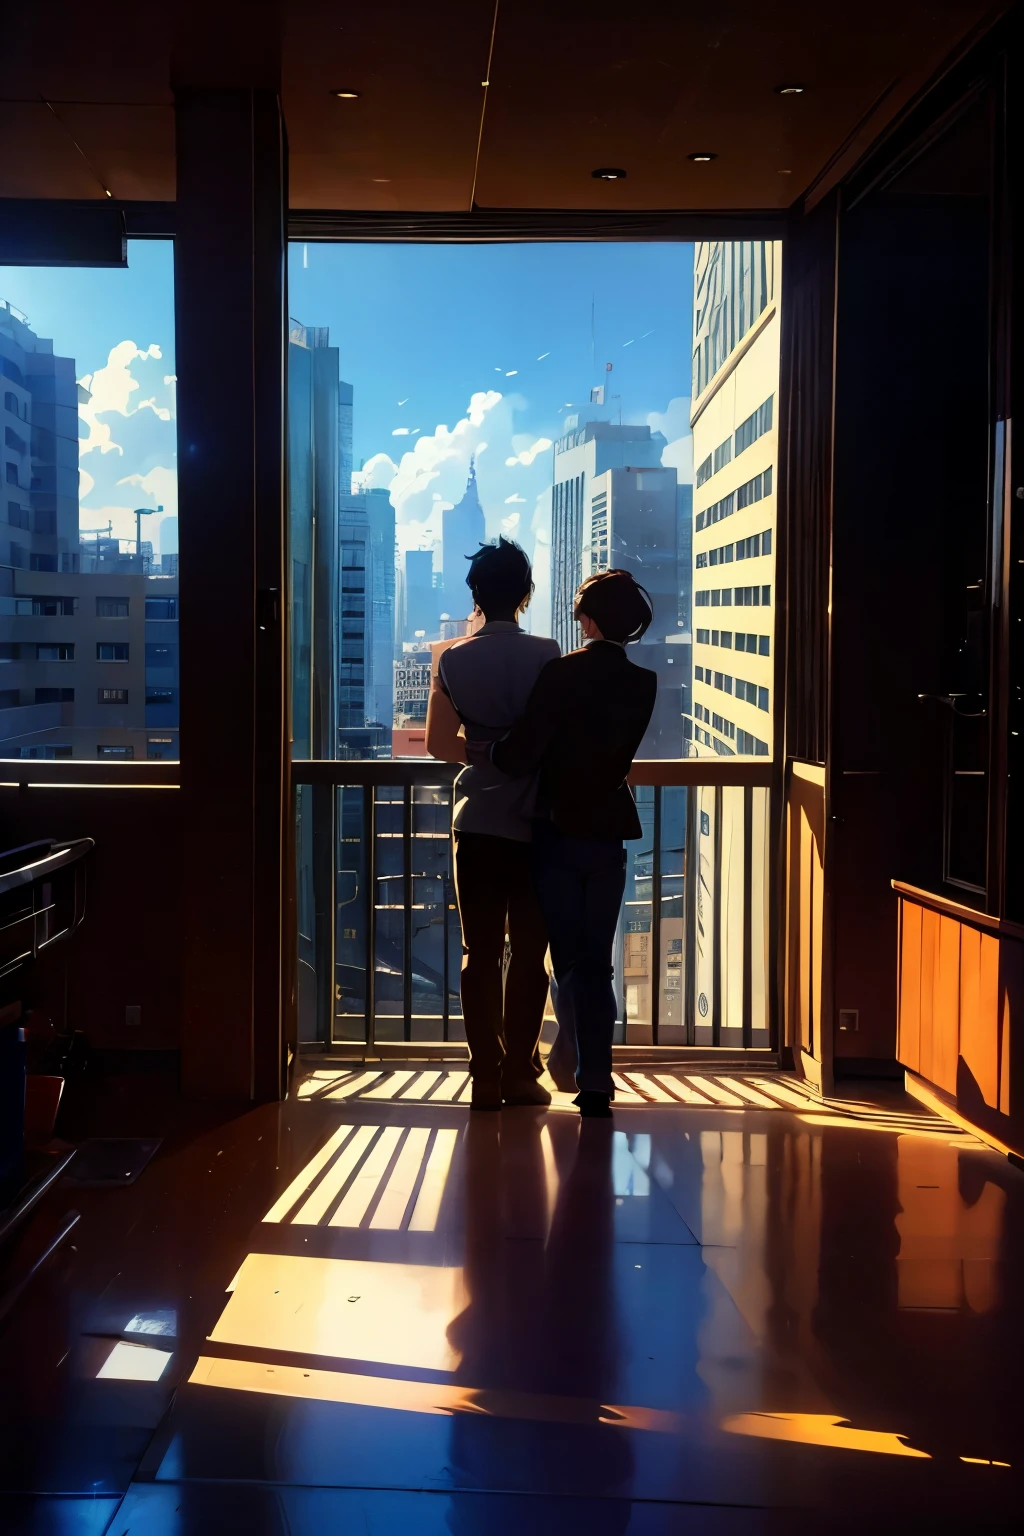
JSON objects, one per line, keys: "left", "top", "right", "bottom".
{"left": 838, "top": 1008, "right": 859, "bottom": 1033}
{"left": 125, "top": 1005, "right": 141, "bottom": 1027}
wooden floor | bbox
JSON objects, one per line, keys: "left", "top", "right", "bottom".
{"left": 0, "top": 1064, "right": 1021, "bottom": 1534}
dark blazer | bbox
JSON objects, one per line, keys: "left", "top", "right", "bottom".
{"left": 489, "top": 640, "right": 657, "bottom": 840}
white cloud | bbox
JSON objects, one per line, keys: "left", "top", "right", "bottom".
{"left": 392, "top": 427, "right": 410, "bottom": 436}
{"left": 505, "top": 370, "right": 518, "bottom": 376}
{"left": 504, "top": 493, "right": 526, "bottom": 504}
{"left": 163, "top": 374, "right": 176, "bottom": 384}
{"left": 501, "top": 512, "right": 521, "bottom": 535}
{"left": 79, "top": 468, "right": 94, "bottom": 500}
{"left": 137, "top": 398, "right": 171, "bottom": 422}
{"left": 647, "top": 396, "right": 694, "bottom": 483}
{"left": 79, "top": 340, "right": 172, "bottom": 457}
{"left": 504, "top": 436, "right": 553, "bottom": 469}
{"left": 116, "top": 466, "right": 177, "bottom": 516}
{"left": 355, "top": 392, "right": 506, "bottom": 533}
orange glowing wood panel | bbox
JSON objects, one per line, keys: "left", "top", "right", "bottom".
{"left": 932, "top": 915, "right": 961, "bottom": 1096}
{"left": 898, "top": 899, "right": 922, "bottom": 1075}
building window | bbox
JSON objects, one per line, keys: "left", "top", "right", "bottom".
{"left": 96, "top": 596, "right": 130, "bottom": 618}
{"left": 5, "top": 462, "right": 18, "bottom": 486}
{"left": 696, "top": 552, "right": 707, "bottom": 568}
{"left": 0, "top": 643, "right": 17, "bottom": 663}
{"left": 6, "top": 501, "right": 29, "bottom": 530}
{"left": 36, "top": 643, "right": 74, "bottom": 661}
{"left": 713, "top": 671, "right": 733, "bottom": 694}
{"left": 97, "top": 642, "right": 129, "bottom": 662}
{"left": 3, "top": 391, "right": 21, "bottom": 416}
{"left": 758, "top": 686, "right": 770, "bottom": 711}
{"left": 695, "top": 490, "right": 736, "bottom": 532}
{"left": 713, "top": 437, "right": 733, "bottom": 474}
{"left": 30, "top": 554, "right": 58, "bottom": 572}
{"left": 99, "top": 688, "right": 129, "bottom": 704}
{"left": 97, "top": 744, "right": 134, "bottom": 758}
{"left": 759, "top": 635, "right": 770, "bottom": 655}
{"left": 145, "top": 597, "right": 177, "bottom": 620}
{"left": 695, "top": 590, "right": 709, "bottom": 607}
{"left": 737, "top": 728, "right": 770, "bottom": 755}
{"left": 736, "top": 465, "right": 773, "bottom": 510}
{"left": 734, "top": 395, "right": 774, "bottom": 456}
{"left": 16, "top": 595, "right": 76, "bottom": 616}
{"left": 695, "top": 454, "right": 713, "bottom": 487}
{"left": 35, "top": 687, "right": 74, "bottom": 703}
{"left": 709, "top": 543, "right": 733, "bottom": 566}
{"left": 696, "top": 628, "right": 710, "bottom": 644}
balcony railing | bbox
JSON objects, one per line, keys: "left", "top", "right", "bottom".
{"left": 292, "top": 759, "right": 773, "bottom": 1053}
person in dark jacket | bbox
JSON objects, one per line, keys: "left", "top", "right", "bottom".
{"left": 473, "top": 569, "right": 657, "bottom": 1118}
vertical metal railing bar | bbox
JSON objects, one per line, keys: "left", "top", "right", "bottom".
{"left": 651, "top": 786, "right": 662, "bottom": 1046}
{"left": 742, "top": 784, "right": 754, "bottom": 1050}
{"left": 365, "top": 784, "right": 377, "bottom": 1054}
{"left": 712, "top": 783, "right": 723, "bottom": 1048}
{"left": 312, "top": 782, "right": 335, "bottom": 1051}
{"left": 403, "top": 785, "right": 413, "bottom": 1041}
{"left": 683, "top": 786, "right": 697, "bottom": 1046}
{"left": 443, "top": 784, "right": 452, "bottom": 1041}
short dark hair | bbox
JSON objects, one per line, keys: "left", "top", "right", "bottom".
{"left": 574, "top": 569, "right": 653, "bottom": 643}
{"left": 465, "top": 536, "right": 533, "bottom": 615}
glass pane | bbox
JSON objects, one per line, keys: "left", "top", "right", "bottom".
{"left": 0, "top": 243, "right": 179, "bottom": 760}
{"left": 335, "top": 785, "right": 369, "bottom": 1042}
{"left": 286, "top": 241, "right": 703, "bottom": 761}
{"left": 658, "top": 786, "right": 687, "bottom": 1043}
{"left": 373, "top": 786, "right": 405, "bottom": 1038}
{"left": 621, "top": 785, "right": 655, "bottom": 1043}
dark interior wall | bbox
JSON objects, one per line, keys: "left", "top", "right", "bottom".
{"left": 829, "top": 138, "right": 993, "bottom": 1061}
{"left": 0, "top": 786, "right": 182, "bottom": 1049}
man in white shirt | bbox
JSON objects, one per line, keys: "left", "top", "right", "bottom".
{"left": 426, "top": 538, "right": 559, "bottom": 1110}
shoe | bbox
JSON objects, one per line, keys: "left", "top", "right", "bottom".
{"left": 470, "top": 1080, "right": 502, "bottom": 1111}
{"left": 577, "top": 1091, "right": 613, "bottom": 1118}
{"left": 502, "top": 1079, "right": 552, "bottom": 1107}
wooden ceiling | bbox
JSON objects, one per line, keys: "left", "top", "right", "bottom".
{"left": 0, "top": 0, "right": 1005, "bottom": 212}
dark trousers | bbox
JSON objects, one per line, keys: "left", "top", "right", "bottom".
{"left": 532, "top": 822, "right": 626, "bottom": 1095}
{"left": 453, "top": 832, "right": 550, "bottom": 1085}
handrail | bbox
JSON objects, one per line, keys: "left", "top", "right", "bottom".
{"left": 892, "top": 879, "right": 1024, "bottom": 942}
{"left": 291, "top": 757, "right": 773, "bottom": 788}
{"left": 0, "top": 761, "right": 179, "bottom": 789}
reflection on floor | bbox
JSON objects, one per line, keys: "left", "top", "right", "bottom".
{"left": 1, "top": 1067, "right": 1021, "bottom": 1534}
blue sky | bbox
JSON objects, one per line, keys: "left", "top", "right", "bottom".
{"left": 288, "top": 241, "right": 696, "bottom": 600}
{"left": 0, "top": 239, "right": 695, "bottom": 590}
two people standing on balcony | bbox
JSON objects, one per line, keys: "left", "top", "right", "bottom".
{"left": 427, "top": 538, "right": 657, "bottom": 1117}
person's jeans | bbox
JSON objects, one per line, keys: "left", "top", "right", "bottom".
{"left": 532, "top": 822, "right": 626, "bottom": 1095}
{"left": 453, "top": 832, "right": 550, "bottom": 1085}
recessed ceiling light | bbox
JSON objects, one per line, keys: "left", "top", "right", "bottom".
{"left": 688, "top": 152, "right": 717, "bottom": 163}
{"left": 331, "top": 89, "right": 361, "bottom": 99}
{"left": 775, "top": 84, "right": 805, "bottom": 95}
{"left": 592, "top": 167, "right": 627, "bottom": 180}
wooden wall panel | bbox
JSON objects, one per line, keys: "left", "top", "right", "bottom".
{"left": 898, "top": 899, "right": 922, "bottom": 1073}
{"left": 785, "top": 765, "right": 828, "bottom": 1084}
{"left": 896, "top": 892, "right": 1023, "bottom": 1155}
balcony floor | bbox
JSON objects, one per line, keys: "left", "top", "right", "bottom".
{"left": 1, "top": 1068, "right": 1021, "bottom": 1534}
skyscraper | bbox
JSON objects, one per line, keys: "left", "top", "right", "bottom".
{"left": 364, "top": 486, "right": 396, "bottom": 740}
{"left": 442, "top": 457, "right": 485, "bottom": 608}
{"left": 584, "top": 463, "right": 689, "bottom": 758}
{"left": 338, "top": 379, "right": 354, "bottom": 494}
{"left": 287, "top": 319, "right": 341, "bottom": 759}
{"left": 403, "top": 547, "right": 438, "bottom": 643}
{"left": 688, "top": 239, "right": 780, "bottom": 1049}
{"left": 549, "top": 420, "right": 665, "bottom": 655}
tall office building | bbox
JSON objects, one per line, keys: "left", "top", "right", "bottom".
{"left": 688, "top": 239, "right": 781, "bottom": 1048}
{"left": 583, "top": 463, "right": 689, "bottom": 758}
{"left": 402, "top": 547, "right": 438, "bottom": 643}
{"left": 364, "top": 486, "right": 396, "bottom": 741}
{"left": 549, "top": 420, "right": 665, "bottom": 655}
{"left": 442, "top": 457, "right": 485, "bottom": 606}
{"left": 338, "top": 380, "right": 354, "bottom": 494}
{"left": 287, "top": 319, "right": 341, "bottom": 759}
{"left": 337, "top": 494, "right": 369, "bottom": 734}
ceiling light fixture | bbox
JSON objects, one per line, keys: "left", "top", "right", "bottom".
{"left": 688, "top": 152, "right": 717, "bottom": 163}
{"left": 592, "top": 167, "right": 627, "bottom": 180}
{"left": 775, "top": 84, "right": 806, "bottom": 95}
{"left": 332, "top": 89, "right": 361, "bottom": 99}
